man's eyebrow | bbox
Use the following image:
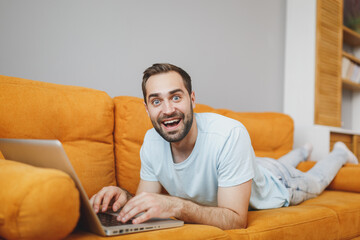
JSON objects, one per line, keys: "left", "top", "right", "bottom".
{"left": 169, "top": 89, "right": 185, "bottom": 95}
{"left": 148, "top": 93, "right": 160, "bottom": 100}
{"left": 148, "top": 89, "right": 185, "bottom": 100}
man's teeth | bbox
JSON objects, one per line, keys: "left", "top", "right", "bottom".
{"left": 164, "top": 119, "right": 179, "bottom": 125}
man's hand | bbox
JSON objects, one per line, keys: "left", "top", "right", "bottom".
{"left": 117, "top": 192, "right": 180, "bottom": 224}
{"left": 89, "top": 186, "right": 132, "bottom": 213}
{"left": 118, "top": 180, "right": 251, "bottom": 229}
{"left": 109, "top": 179, "right": 251, "bottom": 230}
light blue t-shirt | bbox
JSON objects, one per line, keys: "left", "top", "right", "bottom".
{"left": 140, "top": 113, "right": 290, "bottom": 209}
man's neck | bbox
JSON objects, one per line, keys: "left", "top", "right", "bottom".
{"left": 171, "top": 117, "right": 198, "bottom": 164}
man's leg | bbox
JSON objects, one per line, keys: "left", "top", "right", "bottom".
{"left": 277, "top": 143, "right": 313, "bottom": 167}
{"left": 306, "top": 142, "right": 358, "bottom": 187}
{"left": 284, "top": 142, "right": 358, "bottom": 205}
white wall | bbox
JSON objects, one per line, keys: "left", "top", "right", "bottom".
{"left": 283, "top": 0, "right": 317, "bottom": 127}
{"left": 0, "top": 0, "right": 286, "bottom": 112}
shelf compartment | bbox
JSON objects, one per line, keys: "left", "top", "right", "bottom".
{"left": 343, "top": 26, "right": 360, "bottom": 47}
{"left": 330, "top": 132, "right": 360, "bottom": 159}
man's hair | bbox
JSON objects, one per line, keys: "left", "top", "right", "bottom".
{"left": 142, "top": 63, "right": 192, "bottom": 103}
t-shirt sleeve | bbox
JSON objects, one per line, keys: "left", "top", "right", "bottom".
{"left": 139, "top": 143, "right": 159, "bottom": 182}
{"left": 217, "top": 126, "right": 255, "bottom": 187}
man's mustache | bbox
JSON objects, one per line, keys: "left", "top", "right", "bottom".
{"left": 158, "top": 112, "right": 184, "bottom": 122}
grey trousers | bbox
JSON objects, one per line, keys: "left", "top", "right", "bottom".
{"left": 257, "top": 146, "right": 347, "bottom": 205}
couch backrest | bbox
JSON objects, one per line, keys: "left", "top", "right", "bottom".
{"left": 0, "top": 75, "right": 116, "bottom": 197}
{"left": 1, "top": 76, "right": 294, "bottom": 197}
{"left": 114, "top": 96, "right": 294, "bottom": 195}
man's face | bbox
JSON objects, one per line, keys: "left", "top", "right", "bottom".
{"left": 144, "top": 71, "right": 195, "bottom": 143}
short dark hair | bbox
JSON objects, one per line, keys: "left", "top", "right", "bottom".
{"left": 142, "top": 63, "right": 192, "bottom": 103}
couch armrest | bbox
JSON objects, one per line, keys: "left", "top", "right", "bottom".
{"left": 297, "top": 161, "right": 360, "bottom": 193}
{"left": 0, "top": 159, "right": 80, "bottom": 240}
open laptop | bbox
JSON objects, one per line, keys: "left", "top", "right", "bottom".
{"left": 0, "top": 138, "right": 184, "bottom": 236}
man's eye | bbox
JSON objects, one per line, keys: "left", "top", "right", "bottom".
{"left": 173, "top": 96, "right": 180, "bottom": 101}
{"left": 152, "top": 99, "right": 161, "bottom": 105}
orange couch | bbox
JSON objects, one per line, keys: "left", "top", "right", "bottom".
{"left": 1, "top": 75, "right": 360, "bottom": 240}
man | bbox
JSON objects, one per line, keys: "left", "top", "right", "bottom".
{"left": 90, "top": 63, "right": 358, "bottom": 230}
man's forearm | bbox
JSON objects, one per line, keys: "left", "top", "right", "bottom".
{"left": 172, "top": 196, "right": 247, "bottom": 230}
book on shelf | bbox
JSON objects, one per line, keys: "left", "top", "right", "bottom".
{"left": 352, "top": 65, "right": 360, "bottom": 83}
{"left": 353, "top": 46, "right": 360, "bottom": 59}
{"left": 342, "top": 56, "right": 360, "bottom": 83}
{"left": 342, "top": 56, "right": 351, "bottom": 79}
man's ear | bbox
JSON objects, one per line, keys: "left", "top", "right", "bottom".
{"left": 144, "top": 102, "right": 150, "bottom": 117}
{"left": 191, "top": 91, "right": 196, "bottom": 109}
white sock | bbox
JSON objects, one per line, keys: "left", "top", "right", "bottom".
{"left": 302, "top": 143, "right": 313, "bottom": 160}
{"left": 334, "top": 142, "right": 358, "bottom": 164}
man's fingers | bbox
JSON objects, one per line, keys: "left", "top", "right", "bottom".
{"left": 89, "top": 195, "right": 95, "bottom": 206}
{"left": 91, "top": 192, "right": 105, "bottom": 213}
{"left": 118, "top": 205, "right": 145, "bottom": 222}
{"left": 116, "top": 193, "right": 176, "bottom": 224}
{"left": 89, "top": 187, "right": 131, "bottom": 214}
{"left": 101, "top": 191, "right": 116, "bottom": 212}
{"left": 132, "top": 211, "right": 152, "bottom": 224}
{"left": 118, "top": 196, "right": 147, "bottom": 222}
{"left": 113, "top": 192, "right": 128, "bottom": 211}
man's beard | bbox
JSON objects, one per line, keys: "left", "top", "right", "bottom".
{"left": 151, "top": 106, "right": 194, "bottom": 143}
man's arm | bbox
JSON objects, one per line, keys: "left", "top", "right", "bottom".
{"left": 136, "top": 179, "right": 162, "bottom": 195}
{"left": 118, "top": 179, "right": 252, "bottom": 230}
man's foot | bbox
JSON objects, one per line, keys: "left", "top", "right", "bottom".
{"left": 302, "top": 143, "right": 313, "bottom": 160}
{"left": 334, "top": 141, "right": 359, "bottom": 164}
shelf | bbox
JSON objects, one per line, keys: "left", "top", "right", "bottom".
{"left": 342, "top": 26, "right": 360, "bottom": 92}
{"left": 342, "top": 51, "right": 360, "bottom": 65}
{"left": 343, "top": 26, "right": 360, "bottom": 47}
{"left": 342, "top": 79, "right": 360, "bottom": 91}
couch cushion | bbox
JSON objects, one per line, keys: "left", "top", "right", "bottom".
{"left": 301, "top": 190, "right": 360, "bottom": 240}
{"left": 0, "top": 159, "right": 80, "bottom": 240}
{"left": 226, "top": 205, "right": 339, "bottom": 240}
{"left": 113, "top": 96, "right": 153, "bottom": 195}
{"left": 114, "top": 96, "right": 293, "bottom": 195}
{"left": 0, "top": 75, "right": 116, "bottom": 197}
{"left": 64, "top": 224, "right": 230, "bottom": 240}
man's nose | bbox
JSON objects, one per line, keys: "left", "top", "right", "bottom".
{"left": 163, "top": 101, "right": 175, "bottom": 115}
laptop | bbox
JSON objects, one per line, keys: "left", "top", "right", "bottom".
{"left": 0, "top": 138, "right": 184, "bottom": 236}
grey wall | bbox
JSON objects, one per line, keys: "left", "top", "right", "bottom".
{"left": 0, "top": 0, "right": 286, "bottom": 112}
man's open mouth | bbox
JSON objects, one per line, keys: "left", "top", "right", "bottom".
{"left": 162, "top": 119, "right": 181, "bottom": 128}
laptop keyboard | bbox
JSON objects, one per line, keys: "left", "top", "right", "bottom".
{"left": 97, "top": 212, "right": 133, "bottom": 227}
